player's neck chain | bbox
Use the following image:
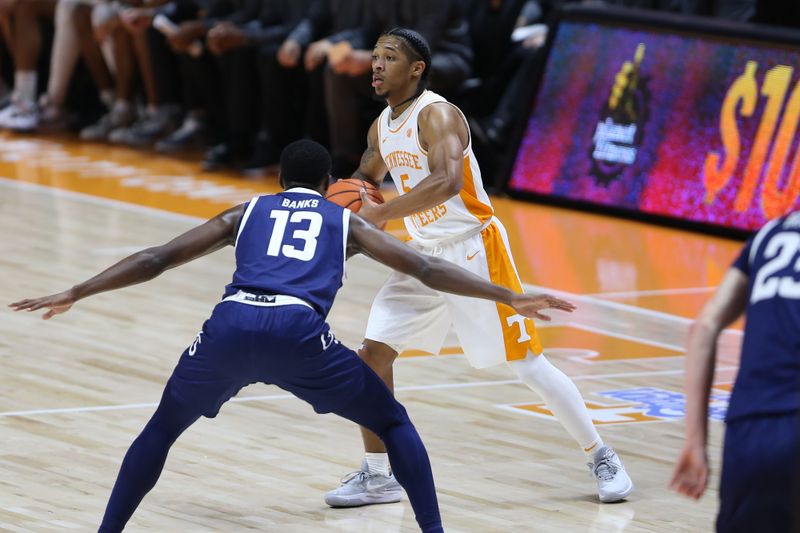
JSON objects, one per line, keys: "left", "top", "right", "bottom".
{"left": 390, "top": 94, "right": 418, "bottom": 119}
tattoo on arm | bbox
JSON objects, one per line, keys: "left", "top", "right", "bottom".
{"left": 360, "top": 146, "right": 377, "bottom": 169}
{"left": 354, "top": 145, "right": 381, "bottom": 185}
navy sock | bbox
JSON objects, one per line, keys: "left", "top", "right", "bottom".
{"left": 98, "top": 383, "right": 200, "bottom": 533}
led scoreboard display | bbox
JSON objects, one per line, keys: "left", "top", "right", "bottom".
{"left": 507, "top": 7, "right": 800, "bottom": 232}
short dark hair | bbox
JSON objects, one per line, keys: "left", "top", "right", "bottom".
{"left": 279, "top": 140, "right": 331, "bottom": 187}
{"left": 381, "top": 28, "right": 432, "bottom": 84}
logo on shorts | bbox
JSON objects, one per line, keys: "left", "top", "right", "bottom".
{"left": 506, "top": 314, "right": 532, "bottom": 343}
{"left": 467, "top": 251, "right": 480, "bottom": 261}
{"left": 321, "top": 331, "right": 340, "bottom": 350}
{"left": 188, "top": 331, "right": 202, "bottom": 356}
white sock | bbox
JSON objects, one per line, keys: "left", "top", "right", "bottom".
{"left": 583, "top": 437, "right": 605, "bottom": 459}
{"left": 15, "top": 71, "right": 37, "bottom": 104}
{"left": 509, "top": 353, "right": 602, "bottom": 455}
{"left": 365, "top": 452, "right": 391, "bottom": 477}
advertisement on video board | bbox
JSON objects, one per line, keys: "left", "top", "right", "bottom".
{"left": 507, "top": 19, "right": 800, "bottom": 231}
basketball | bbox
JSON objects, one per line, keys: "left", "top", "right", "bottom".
{"left": 325, "top": 178, "right": 384, "bottom": 213}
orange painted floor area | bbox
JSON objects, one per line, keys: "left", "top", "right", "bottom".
{"left": 0, "top": 131, "right": 745, "bottom": 318}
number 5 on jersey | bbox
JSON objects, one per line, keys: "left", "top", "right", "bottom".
{"left": 266, "top": 209, "right": 323, "bottom": 261}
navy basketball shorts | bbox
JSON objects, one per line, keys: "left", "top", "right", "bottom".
{"left": 717, "top": 411, "right": 800, "bottom": 533}
{"left": 166, "top": 301, "right": 369, "bottom": 418}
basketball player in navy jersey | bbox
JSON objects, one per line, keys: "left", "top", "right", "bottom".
{"left": 671, "top": 211, "right": 800, "bottom": 532}
{"left": 9, "top": 140, "right": 576, "bottom": 532}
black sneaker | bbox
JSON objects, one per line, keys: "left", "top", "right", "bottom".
{"left": 202, "top": 143, "right": 236, "bottom": 172}
{"left": 155, "top": 116, "right": 205, "bottom": 153}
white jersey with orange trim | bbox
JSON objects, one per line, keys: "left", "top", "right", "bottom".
{"left": 376, "top": 90, "right": 494, "bottom": 245}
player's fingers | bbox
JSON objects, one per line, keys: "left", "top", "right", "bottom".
{"left": 533, "top": 312, "right": 551, "bottom": 321}
{"left": 26, "top": 299, "right": 51, "bottom": 311}
{"left": 550, "top": 298, "right": 576, "bottom": 311}
{"left": 671, "top": 477, "right": 694, "bottom": 497}
{"left": 669, "top": 471, "right": 688, "bottom": 492}
{"left": 8, "top": 299, "right": 32, "bottom": 309}
{"left": 359, "top": 189, "right": 375, "bottom": 205}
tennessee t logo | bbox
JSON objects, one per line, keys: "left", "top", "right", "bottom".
{"left": 506, "top": 315, "right": 531, "bottom": 342}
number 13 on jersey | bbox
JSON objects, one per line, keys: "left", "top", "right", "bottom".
{"left": 266, "top": 210, "right": 323, "bottom": 261}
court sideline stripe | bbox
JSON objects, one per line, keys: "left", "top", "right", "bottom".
{"left": 0, "top": 367, "right": 738, "bottom": 419}
{"left": 2, "top": 176, "right": 717, "bottom": 327}
{"left": 585, "top": 287, "right": 717, "bottom": 298}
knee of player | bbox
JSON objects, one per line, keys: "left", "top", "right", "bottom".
{"left": 374, "top": 411, "right": 412, "bottom": 440}
{"left": 357, "top": 341, "right": 398, "bottom": 370}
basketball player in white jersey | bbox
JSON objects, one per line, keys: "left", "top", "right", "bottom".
{"left": 325, "top": 28, "right": 634, "bottom": 507}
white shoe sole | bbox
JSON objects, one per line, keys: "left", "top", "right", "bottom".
{"left": 325, "top": 489, "right": 403, "bottom": 508}
{"left": 599, "top": 478, "right": 634, "bottom": 503}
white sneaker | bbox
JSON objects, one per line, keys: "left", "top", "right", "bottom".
{"left": 588, "top": 446, "right": 634, "bottom": 503}
{"left": 0, "top": 99, "right": 38, "bottom": 131}
{"left": 324, "top": 460, "right": 404, "bottom": 507}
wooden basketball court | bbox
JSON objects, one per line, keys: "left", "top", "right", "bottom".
{"left": 0, "top": 132, "right": 743, "bottom": 531}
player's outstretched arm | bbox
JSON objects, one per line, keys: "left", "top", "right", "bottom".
{"left": 351, "top": 117, "right": 388, "bottom": 187}
{"left": 359, "top": 103, "right": 465, "bottom": 227}
{"left": 670, "top": 267, "right": 748, "bottom": 499}
{"left": 9, "top": 204, "right": 246, "bottom": 319}
{"left": 348, "top": 215, "right": 575, "bottom": 320}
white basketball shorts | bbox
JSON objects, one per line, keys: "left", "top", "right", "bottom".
{"left": 364, "top": 218, "right": 543, "bottom": 369}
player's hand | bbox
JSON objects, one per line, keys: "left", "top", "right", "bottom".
{"left": 669, "top": 443, "right": 709, "bottom": 499}
{"left": 207, "top": 22, "right": 246, "bottom": 55}
{"left": 9, "top": 290, "right": 76, "bottom": 320}
{"left": 277, "top": 39, "right": 301, "bottom": 68}
{"left": 167, "top": 21, "right": 205, "bottom": 53}
{"left": 333, "top": 50, "right": 372, "bottom": 76}
{"left": 358, "top": 188, "right": 385, "bottom": 227}
{"left": 304, "top": 39, "right": 331, "bottom": 71}
{"left": 510, "top": 293, "right": 575, "bottom": 321}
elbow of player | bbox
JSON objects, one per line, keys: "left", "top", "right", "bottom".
{"left": 416, "top": 259, "right": 435, "bottom": 285}
{"left": 442, "top": 175, "right": 462, "bottom": 197}
{"left": 690, "top": 317, "right": 721, "bottom": 339}
{"left": 139, "top": 249, "right": 169, "bottom": 276}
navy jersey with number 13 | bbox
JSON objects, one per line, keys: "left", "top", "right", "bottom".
{"left": 224, "top": 187, "right": 349, "bottom": 316}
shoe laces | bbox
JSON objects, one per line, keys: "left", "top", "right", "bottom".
{"left": 592, "top": 451, "right": 619, "bottom": 481}
{"left": 340, "top": 470, "right": 370, "bottom": 485}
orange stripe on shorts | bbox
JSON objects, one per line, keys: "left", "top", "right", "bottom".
{"left": 480, "top": 222, "right": 543, "bottom": 361}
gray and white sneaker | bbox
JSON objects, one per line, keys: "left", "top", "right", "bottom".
{"left": 0, "top": 99, "right": 39, "bottom": 131}
{"left": 80, "top": 104, "right": 136, "bottom": 141}
{"left": 324, "top": 460, "right": 403, "bottom": 507}
{"left": 588, "top": 446, "right": 634, "bottom": 503}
